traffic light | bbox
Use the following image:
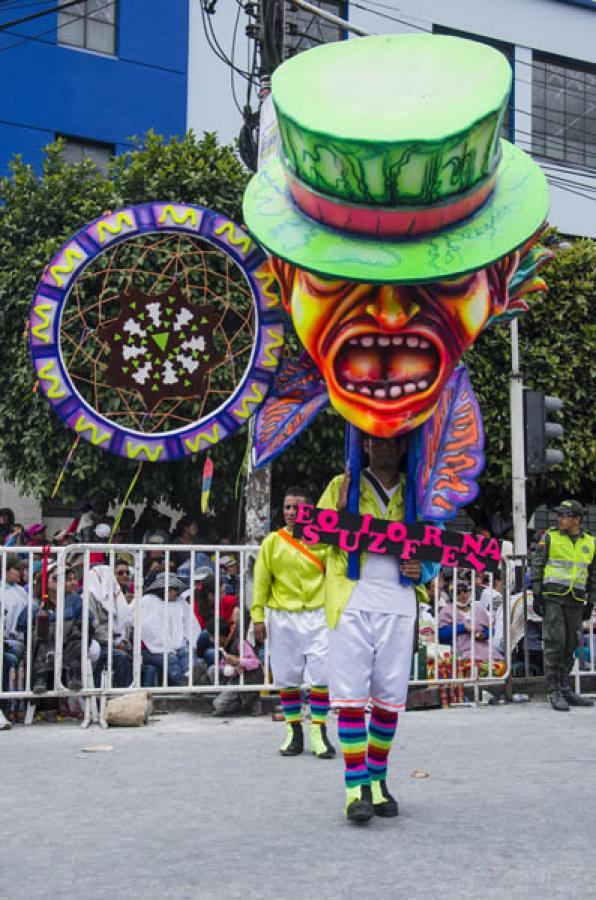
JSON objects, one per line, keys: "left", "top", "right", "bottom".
{"left": 523, "top": 389, "right": 565, "bottom": 475}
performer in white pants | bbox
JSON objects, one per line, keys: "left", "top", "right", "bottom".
{"left": 318, "top": 435, "right": 435, "bottom": 822}
{"left": 252, "top": 487, "right": 335, "bottom": 759}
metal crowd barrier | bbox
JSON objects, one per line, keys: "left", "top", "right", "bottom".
{"left": 0, "top": 545, "right": 515, "bottom": 727}
{"left": 410, "top": 561, "right": 513, "bottom": 702}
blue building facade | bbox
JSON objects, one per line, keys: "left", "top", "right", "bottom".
{"left": 0, "top": 0, "right": 189, "bottom": 174}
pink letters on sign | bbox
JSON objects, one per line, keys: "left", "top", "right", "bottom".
{"left": 317, "top": 509, "right": 339, "bottom": 533}
{"left": 483, "top": 538, "right": 502, "bottom": 561}
{"left": 301, "top": 524, "right": 321, "bottom": 545}
{"left": 296, "top": 503, "right": 314, "bottom": 524}
{"left": 421, "top": 526, "right": 443, "bottom": 548}
{"left": 367, "top": 532, "right": 387, "bottom": 554}
{"left": 440, "top": 546, "right": 460, "bottom": 567}
{"left": 386, "top": 522, "right": 407, "bottom": 543}
{"left": 400, "top": 539, "right": 421, "bottom": 561}
{"left": 338, "top": 530, "right": 361, "bottom": 552}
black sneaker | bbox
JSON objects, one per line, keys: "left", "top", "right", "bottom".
{"left": 371, "top": 779, "right": 399, "bottom": 817}
{"left": 310, "top": 723, "right": 336, "bottom": 758}
{"left": 346, "top": 785, "right": 374, "bottom": 823}
{"left": 279, "top": 722, "right": 304, "bottom": 756}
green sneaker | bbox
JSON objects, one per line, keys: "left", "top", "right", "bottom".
{"left": 310, "top": 723, "right": 336, "bottom": 758}
{"left": 345, "top": 784, "right": 374, "bottom": 823}
{"left": 279, "top": 722, "right": 304, "bottom": 756}
{"left": 371, "top": 779, "right": 399, "bottom": 817}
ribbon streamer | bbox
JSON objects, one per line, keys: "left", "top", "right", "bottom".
{"left": 109, "top": 461, "right": 144, "bottom": 543}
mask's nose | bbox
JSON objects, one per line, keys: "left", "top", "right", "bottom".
{"left": 365, "top": 285, "right": 420, "bottom": 330}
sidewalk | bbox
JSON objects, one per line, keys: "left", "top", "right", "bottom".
{"left": 2, "top": 701, "right": 595, "bottom": 900}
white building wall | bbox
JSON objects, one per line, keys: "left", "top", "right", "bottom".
{"left": 348, "top": 0, "right": 596, "bottom": 238}
{"left": 187, "top": 1, "right": 596, "bottom": 237}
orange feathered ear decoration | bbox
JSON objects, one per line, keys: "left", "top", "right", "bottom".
{"left": 484, "top": 229, "right": 553, "bottom": 327}
{"left": 269, "top": 255, "right": 296, "bottom": 314}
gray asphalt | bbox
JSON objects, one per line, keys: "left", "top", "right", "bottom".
{"left": 2, "top": 700, "right": 595, "bottom": 900}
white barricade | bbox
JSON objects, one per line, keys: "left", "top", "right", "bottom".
{"left": 0, "top": 545, "right": 515, "bottom": 726}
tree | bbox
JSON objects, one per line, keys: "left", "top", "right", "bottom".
{"left": 465, "top": 238, "right": 596, "bottom": 526}
{"left": 0, "top": 133, "right": 254, "bottom": 522}
{"left": 0, "top": 132, "right": 345, "bottom": 530}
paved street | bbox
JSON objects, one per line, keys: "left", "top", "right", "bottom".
{"left": 2, "top": 700, "right": 595, "bottom": 900}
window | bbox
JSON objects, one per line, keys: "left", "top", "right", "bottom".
{"left": 433, "top": 25, "right": 513, "bottom": 140}
{"left": 532, "top": 53, "right": 596, "bottom": 168}
{"left": 285, "top": 2, "right": 347, "bottom": 58}
{"left": 58, "top": 135, "right": 114, "bottom": 172}
{"left": 58, "top": 0, "right": 116, "bottom": 55}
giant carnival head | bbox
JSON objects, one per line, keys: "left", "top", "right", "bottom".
{"left": 244, "top": 34, "right": 550, "bottom": 438}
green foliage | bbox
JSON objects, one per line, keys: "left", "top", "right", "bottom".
{"left": 0, "top": 133, "right": 255, "bottom": 519}
{"left": 465, "top": 239, "right": 596, "bottom": 523}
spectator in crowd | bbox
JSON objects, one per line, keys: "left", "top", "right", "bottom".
{"left": 220, "top": 554, "right": 239, "bottom": 596}
{"left": 438, "top": 579, "right": 504, "bottom": 671}
{"left": 478, "top": 574, "right": 504, "bottom": 625}
{"left": 1, "top": 555, "right": 28, "bottom": 658}
{"left": 112, "top": 508, "right": 136, "bottom": 546}
{"left": 430, "top": 570, "right": 450, "bottom": 610}
{"left": 140, "top": 573, "right": 191, "bottom": 686}
{"left": 0, "top": 508, "right": 15, "bottom": 544}
{"left": 25, "top": 523, "right": 48, "bottom": 546}
{"left": 77, "top": 495, "right": 110, "bottom": 543}
{"left": 87, "top": 564, "right": 133, "bottom": 688}
{"left": 4, "top": 523, "right": 26, "bottom": 547}
{"left": 115, "top": 559, "right": 134, "bottom": 604}
{"left": 209, "top": 615, "right": 263, "bottom": 717}
{"left": 171, "top": 515, "right": 215, "bottom": 579}
{"left": 133, "top": 505, "right": 171, "bottom": 545}
{"left": 142, "top": 534, "right": 176, "bottom": 583}
{"left": 19, "top": 565, "right": 89, "bottom": 694}
{"left": 1, "top": 555, "right": 28, "bottom": 700}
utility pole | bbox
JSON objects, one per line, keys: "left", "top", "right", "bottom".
{"left": 242, "top": 0, "right": 284, "bottom": 546}
{"left": 509, "top": 318, "right": 527, "bottom": 557}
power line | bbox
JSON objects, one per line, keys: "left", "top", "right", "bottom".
{"left": 0, "top": 0, "right": 113, "bottom": 55}
{"left": 0, "top": 0, "right": 85, "bottom": 31}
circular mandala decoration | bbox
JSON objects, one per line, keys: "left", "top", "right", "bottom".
{"left": 29, "top": 203, "right": 284, "bottom": 462}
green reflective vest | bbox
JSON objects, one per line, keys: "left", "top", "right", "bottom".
{"left": 542, "top": 529, "right": 595, "bottom": 601}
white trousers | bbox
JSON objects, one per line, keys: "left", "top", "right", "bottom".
{"left": 268, "top": 608, "right": 329, "bottom": 687}
{"left": 329, "top": 609, "right": 415, "bottom": 712}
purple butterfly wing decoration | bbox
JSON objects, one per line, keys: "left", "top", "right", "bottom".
{"left": 253, "top": 354, "right": 329, "bottom": 467}
{"left": 413, "top": 365, "right": 485, "bottom": 521}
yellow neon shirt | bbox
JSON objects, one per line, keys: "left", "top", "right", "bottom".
{"left": 251, "top": 528, "right": 327, "bottom": 623}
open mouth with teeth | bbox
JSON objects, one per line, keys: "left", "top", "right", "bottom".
{"left": 333, "top": 331, "right": 441, "bottom": 401}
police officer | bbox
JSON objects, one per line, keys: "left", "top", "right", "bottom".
{"left": 532, "top": 500, "right": 595, "bottom": 711}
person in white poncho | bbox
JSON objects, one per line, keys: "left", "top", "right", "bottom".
{"left": 140, "top": 573, "right": 193, "bottom": 686}
{"left": 87, "top": 563, "right": 134, "bottom": 688}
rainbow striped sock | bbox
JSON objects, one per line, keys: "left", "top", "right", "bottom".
{"left": 337, "top": 707, "right": 370, "bottom": 789}
{"left": 279, "top": 687, "right": 302, "bottom": 724}
{"left": 367, "top": 705, "right": 398, "bottom": 781}
{"left": 310, "top": 685, "right": 330, "bottom": 725}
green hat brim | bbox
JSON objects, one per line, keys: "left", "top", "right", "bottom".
{"left": 243, "top": 140, "right": 548, "bottom": 284}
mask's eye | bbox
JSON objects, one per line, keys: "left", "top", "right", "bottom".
{"left": 301, "top": 271, "right": 347, "bottom": 296}
{"left": 430, "top": 273, "right": 478, "bottom": 296}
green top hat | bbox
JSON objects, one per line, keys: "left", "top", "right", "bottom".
{"left": 243, "top": 34, "right": 549, "bottom": 283}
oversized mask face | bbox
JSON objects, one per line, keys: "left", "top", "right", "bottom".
{"left": 271, "top": 256, "right": 519, "bottom": 437}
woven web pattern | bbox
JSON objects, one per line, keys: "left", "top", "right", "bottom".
{"left": 59, "top": 232, "right": 255, "bottom": 434}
